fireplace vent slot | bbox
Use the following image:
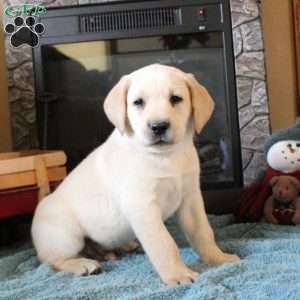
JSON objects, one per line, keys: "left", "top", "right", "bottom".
{"left": 80, "top": 7, "right": 181, "bottom": 33}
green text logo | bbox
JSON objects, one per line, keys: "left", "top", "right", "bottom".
{"left": 4, "top": 3, "right": 46, "bottom": 17}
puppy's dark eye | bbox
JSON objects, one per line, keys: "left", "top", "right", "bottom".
{"left": 170, "top": 95, "right": 183, "bottom": 105}
{"left": 133, "top": 98, "right": 145, "bottom": 107}
{"left": 297, "top": 143, "right": 300, "bottom": 147}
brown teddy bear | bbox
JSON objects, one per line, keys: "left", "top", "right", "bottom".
{"left": 264, "top": 176, "right": 300, "bottom": 225}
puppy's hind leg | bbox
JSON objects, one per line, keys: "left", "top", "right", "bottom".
{"left": 53, "top": 257, "right": 102, "bottom": 276}
{"left": 32, "top": 215, "right": 101, "bottom": 276}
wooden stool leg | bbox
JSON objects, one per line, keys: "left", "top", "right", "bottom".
{"left": 34, "top": 155, "right": 50, "bottom": 201}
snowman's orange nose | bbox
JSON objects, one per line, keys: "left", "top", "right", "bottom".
{"left": 287, "top": 144, "right": 296, "bottom": 153}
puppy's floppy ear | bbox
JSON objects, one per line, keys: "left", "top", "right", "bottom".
{"left": 184, "top": 74, "right": 215, "bottom": 134}
{"left": 104, "top": 75, "right": 130, "bottom": 135}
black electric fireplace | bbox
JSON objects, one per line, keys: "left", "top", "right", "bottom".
{"left": 33, "top": 0, "right": 243, "bottom": 190}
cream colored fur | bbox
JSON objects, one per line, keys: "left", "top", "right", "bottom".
{"left": 31, "top": 64, "right": 239, "bottom": 285}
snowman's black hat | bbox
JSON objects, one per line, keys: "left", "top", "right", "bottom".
{"left": 264, "top": 117, "right": 300, "bottom": 154}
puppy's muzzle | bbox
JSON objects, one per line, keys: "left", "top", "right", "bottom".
{"left": 148, "top": 121, "right": 170, "bottom": 136}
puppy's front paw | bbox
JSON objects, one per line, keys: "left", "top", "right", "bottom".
{"left": 161, "top": 266, "right": 199, "bottom": 286}
{"left": 203, "top": 252, "right": 240, "bottom": 265}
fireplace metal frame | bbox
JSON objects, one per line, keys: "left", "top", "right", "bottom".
{"left": 32, "top": 0, "right": 243, "bottom": 190}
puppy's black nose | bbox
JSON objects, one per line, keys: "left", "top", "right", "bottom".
{"left": 149, "top": 121, "right": 170, "bottom": 136}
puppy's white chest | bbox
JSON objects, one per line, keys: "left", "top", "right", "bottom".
{"left": 156, "top": 176, "right": 182, "bottom": 220}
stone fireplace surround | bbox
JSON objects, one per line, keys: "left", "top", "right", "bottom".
{"left": 3, "top": 0, "right": 270, "bottom": 185}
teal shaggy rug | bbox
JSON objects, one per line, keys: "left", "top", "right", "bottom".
{"left": 1, "top": 215, "right": 300, "bottom": 300}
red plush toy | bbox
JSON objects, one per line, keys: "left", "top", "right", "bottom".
{"left": 236, "top": 118, "right": 300, "bottom": 225}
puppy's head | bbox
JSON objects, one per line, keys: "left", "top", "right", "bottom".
{"left": 104, "top": 64, "right": 214, "bottom": 148}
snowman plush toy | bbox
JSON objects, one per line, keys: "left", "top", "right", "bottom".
{"left": 264, "top": 119, "right": 300, "bottom": 224}
{"left": 266, "top": 128, "right": 300, "bottom": 175}
{"left": 236, "top": 118, "right": 300, "bottom": 224}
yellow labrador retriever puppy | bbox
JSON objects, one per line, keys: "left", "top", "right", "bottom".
{"left": 31, "top": 64, "right": 239, "bottom": 285}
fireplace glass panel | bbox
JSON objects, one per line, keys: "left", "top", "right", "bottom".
{"left": 42, "top": 32, "right": 234, "bottom": 185}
